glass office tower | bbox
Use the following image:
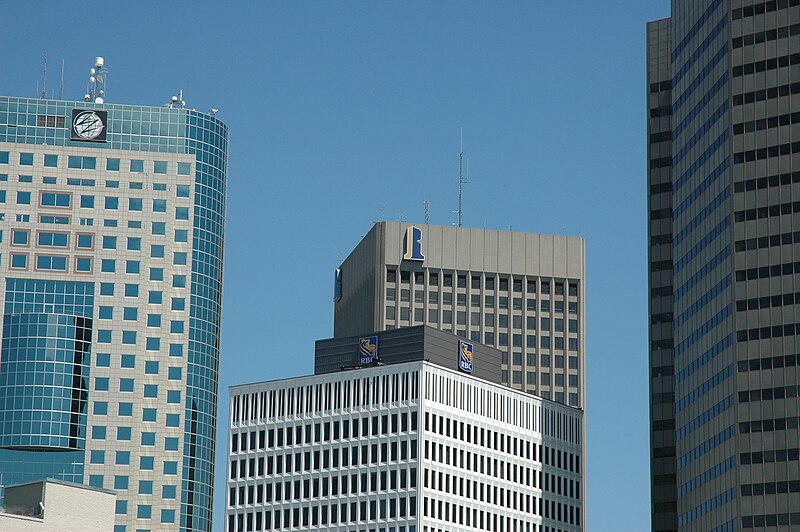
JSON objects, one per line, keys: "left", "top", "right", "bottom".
{"left": 648, "top": 1, "right": 800, "bottom": 530}
{"left": 0, "top": 95, "right": 228, "bottom": 532}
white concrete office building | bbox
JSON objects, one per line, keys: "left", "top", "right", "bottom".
{"left": 226, "top": 360, "right": 583, "bottom": 532}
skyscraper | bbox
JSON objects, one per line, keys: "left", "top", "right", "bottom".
{"left": 0, "top": 89, "right": 228, "bottom": 532}
{"left": 334, "top": 222, "right": 586, "bottom": 409}
{"left": 648, "top": 2, "right": 800, "bottom": 530}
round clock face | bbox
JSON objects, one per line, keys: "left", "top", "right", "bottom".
{"left": 72, "top": 111, "right": 105, "bottom": 140}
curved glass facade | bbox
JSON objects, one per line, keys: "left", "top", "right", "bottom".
{"left": 0, "top": 312, "right": 92, "bottom": 449}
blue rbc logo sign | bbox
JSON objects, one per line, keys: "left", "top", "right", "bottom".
{"left": 359, "top": 336, "right": 379, "bottom": 365}
{"left": 458, "top": 340, "right": 474, "bottom": 373}
{"left": 403, "top": 226, "right": 425, "bottom": 261}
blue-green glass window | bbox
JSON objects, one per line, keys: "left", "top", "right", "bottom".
{"left": 124, "top": 284, "right": 138, "bottom": 297}
{"left": 164, "top": 437, "right": 179, "bottom": 451}
{"left": 153, "top": 183, "right": 167, "bottom": 191}
{"left": 115, "top": 451, "right": 130, "bottom": 465}
{"left": 0, "top": 190, "right": 6, "bottom": 203}
{"left": 144, "top": 384, "right": 158, "bottom": 398}
{"left": 177, "top": 162, "right": 191, "bottom": 176}
{"left": 166, "top": 414, "right": 181, "bottom": 430}
{"left": 103, "top": 219, "right": 117, "bottom": 227}
{"left": 146, "top": 337, "right": 160, "bottom": 351}
{"left": 95, "top": 377, "right": 109, "bottom": 391}
{"left": 19, "top": 175, "right": 32, "bottom": 183}
{"left": 38, "top": 214, "right": 68, "bottom": 224}
{"left": 175, "top": 207, "right": 189, "bottom": 220}
{"left": 96, "top": 353, "right": 111, "bottom": 367}
{"left": 104, "top": 196, "right": 118, "bottom": 209}
{"left": 148, "top": 291, "right": 162, "bottom": 304}
{"left": 43, "top": 176, "right": 57, "bottom": 184}
{"left": 100, "top": 282, "right": 114, "bottom": 295}
{"left": 117, "top": 427, "right": 131, "bottom": 441}
{"left": 142, "top": 408, "right": 157, "bottom": 422}
{"left": 106, "top": 180, "right": 119, "bottom": 188}
{"left": 122, "top": 331, "right": 136, "bottom": 344}
{"left": 101, "top": 259, "right": 115, "bottom": 272}
{"left": 167, "top": 390, "right": 181, "bottom": 404}
{"left": 121, "top": 354, "right": 135, "bottom": 368}
{"left": 36, "top": 255, "right": 67, "bottom": 271}
{"left": 162, "top": 485, "right": 176, "bottom": 499}
{"left": 146, "top": 314, "right": 161, "bottom": 327}
{"left": 94, "top": 402, "right": 108, "bottom": 415}
{"left": 154, "top": 161, "right": 168, "bottom": 174}
{"left": 173, "top": 252, "right": 187, "bottom": 265}
{"left": 150, "top": 244, "right": 165, "bottom": 258}
{"left": 97, "top": 330, "right": 111, "bottom": 343}
{"left": 149, "top": 268, "right": 164, "bottom": 281}
{"left": 160, "top": 510, "right": 176, "bottom": 524}
{"left": 127, "top": 237, "right": 141, "bottom": 250}
{"left": 173, "top": 275, "right": 186, "bottom": 288}
{"left": 130, "top": 159, "right": 144, "bottom": 172}
{"left": 69, "top": 155, "right": 96, "bottom": 169}
{"left": 115, "top": 500, "right": 127, "bottom": 515}
{"left": 137, "top": 505, "right": 152, "bottom": 520}
{"left": 118, "top": 402, "right": 133, "bottom": 416}
{"left": 128, "top": 198, "right": 142, "bottom": 211}
{"left": 176, "top": 184, "right": 190, "bottom": 197}
{"left": 174, "top": 229, "right": 188, "bottom": 243}
{"left": 141, "top": 432, "right": 156, "bottom": 446}
{"left": 114, "top": 476, "right": 129, "bottom": 490}
{"left": 90, "top": 450, "right": 105, "bottom": 464}
{"left": 152, "top": 222, "right": 166, "bottom": 235}
{"left": 129, "top": 182, "right": 143, "bottom": 190}
{"left": 153, "top": 199, "right": 167, "bottom": 213}
{"left": 106, "top": 158, "right": 120, "bottom": 171}
{"left": 44, "top": 154, "right": 58, "bottom": 167}
{"left": 17, "top": 191, "right": 31, "bottom": 205}
{"left": 0, "top": 151, "right": 9, "bottom": 164}
{"left": 140, "top": 456, "right": 155, "bottom": 470}
{"left": 19, "top": 153, "right": 33, "bottom": 166}
{"left": 168, "top": 367, "right": 182, "bottom": 380}
{"left": 38, "top": 232, "right": 68, "bottom": 247}
{"left": 163, "top": 461, "right": 178, "bottom": 475}
{"left": 89, "top": 475, "right": 104, "bottom": 488}
{"left": 77, "top": 233, "right": 93, "bottom": 248}
{"left": 12, "top": 230, "right": 28, "bottom": 245}
{"left": 170, "top": 320, "right": 184, "bottom": 334}
{"left": 171, "top": 298, "right": 185, "bottom": 311}
{"left": 139, "top": 480, "right": 153, "bottom": 495}
{"left": 40, "top": 192, "right": 70, "bottom": 207}
{"left": 80, "top": 195, "right": 94, "bottom": 208}
{"left": 92, "top": 426, "right": 107, "bottom": 439}
{"left": 128, "top": 220, "right": 141, "bottom": 229}
{"left": 122, "top": 307, "right": 137, "bottom": 321}
{"left": 120, "top": 378, "right": 134, "bottom": 392}
{"left": 125, "top": 260, "right": 140, "bottom": 274}
{"left": 145, "top": 361, "right": 159, "bottom": 374}
{"left": 75, "top": 257, "right": 92, "bottom": 272}
{"left": 169, "top": 344, "right": 183, "bottom": 357}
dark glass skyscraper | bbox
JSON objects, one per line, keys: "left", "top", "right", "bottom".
{"left": 648, "top": 2, "right": 800, "bottom": 530}
{"left": 0, "top": 95, "right": 228, "bottom": 532}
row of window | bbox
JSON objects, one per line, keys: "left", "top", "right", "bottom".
{"left": 0, "top": 189, "right": 189, "bottom": 213}
{"left": 740, "top": 447, "right": 800, "bottom": 464}
{"left": 739, "top": 415, "right": 800, "bottom": 433}
{"left": 733, "top": 168, "right": 800, "bottom": 192}
{"left": 387, "top": 270, "right": 579, "bottom": 296}
{"left": 388, "top": 290, "right": 579, "bottom": 313}
{"left": 423, "top": 494, "right": 580, "bottom": 528}
{"left": 0, "top": 151, "right": 191, "bottom": 175}
{"left": 737, "top": 352, "right": 800, "bottom": 373}
{"left": 7, "top": 254, "right": 189, "bottom": 280}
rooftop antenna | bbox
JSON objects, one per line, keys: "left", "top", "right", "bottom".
{"left": 166, "top": 89, "right": 187, "bottom": 109}
{"left": 423, "top": 200, "right": 430, "bottom": 224}
{"left": 40, "top": 51, "right": 48, "bottom": 99}
{"left": 59, "top": 59, "right": 65, "bottom": 100}
{"left": 84, "top": 56, "right": 106, "bottom": 104}
{"left": 456, "top": 128, "right": 469, "bottom": 227}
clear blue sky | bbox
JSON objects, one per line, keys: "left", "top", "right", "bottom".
{"left": 1, "top": 2, "right": 670, "bottom": 530}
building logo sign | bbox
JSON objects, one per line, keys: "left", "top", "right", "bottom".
{"left": 359, "top": 336, "right": 379, "bottom": 365}
{"left": 458, "top": 340, "right": 474, "bottom": 373}
{"left": 402, "top": 225, "right": 425, "bottom": 261}
{"left": 70, "top": 109, "right": 107, "bottom": 142}
{"left": 333, "top": 268, "right": 342, "bottom": 302}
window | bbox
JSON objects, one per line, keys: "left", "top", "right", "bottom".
{"left": 130, "top": 159, "right": 144, "bottom": 173}
{"left": 19, "top": 153, "right": 34, "bottom": 166}
{"left": 125, "top": 260, "right": 140, "bottom": 274}
{"left": 145, "top": 361, "right": 159, "bottom": 374}
{"left": 124, "top": 284, "right": 139, "bottom": 297}
{"left": 173, "top": 275, "right": 186, "bottom": 288}
{"left": 36, "top": 255, "right": 67, "bottom": 271}
{"left": 128, "top": 198, "right": 142, "bottom": 211}
{"left": 106, "top": 158, "right": 120, "bottom": 171}
{"left": 150, "top": 268, "right": 164, "bottom": 281}
{"left": 123, "top": 307, "right": 138, "bottom": 320}
{"left": 174, "top": 229, "right": 188, "bottom": 242}
{"left": 100, "top": 282, "right": 114, "bottom": 296}
{"left": 96, "top": 353, "right": 110, "bottom": 366}
{"left": 122, "top": 331, "right": 137, "bottom": 344}
{"left": 12, "top": 230, "right": 29, "bottom": 245}
{"left": 177, "top": 163, "right": 191, "bottom": 176}
{"left": 173, "top": 252, "right": 187, "bottom": 265}
{"left": 10, "top": 254, "right": 27, "bottom": 269}
{"left": 0, "top": 151, "right": 9, "bottom": 164}
{"left": 151, "top": 244, "right": 165, "bottom": 258}
{"left": 101, "top": 259, "right": 115, "bottom": 272}
{"left": 154, "top": 161, "right": 168, "bottom": 174}
{"left": 153, "top": 199, "right": 167, "bottom": 212}
{"left": 80, "top": 195, "right": 95, "bottom": 208}
{"left": 152, "top": 222, "right": 166, "bottom": 235}
{"left": 149, "top": 291, "right": 162, "bottom": 304}
{"left": 146, "top": 337, "right": 160, "bottom": 351}
{"left": 127, "top": 237, "right": 141, "bottom": 250}
{"left": 75, "top": 257, "right": 92, "bottom": 272}
{"left": 147, "top": 314, "right": 162, "bottom": 327}
{"left": 44, "top": 154, "right": 58, "bottom": 167}
{"left": 76, "top": 234, "right": 94, "bottom": 249}
{"left": 104, "top": 196, "right": 118, "bottom": 209}
{"left": 171, "top": 298, "right": 185, "bottom": 311}
{"left": 68, "top": 155, "right": 96, "bottom": 169}
{"left": 99, "top": 306, "right": 113, "bottom": 319}
{"left": 40, "top": 192, "right": 70, "bottom": 207}
{"left": 170, "top": 320, "right": 184, "bottom": 334}
{"left": 17, "top": 191, "right": 31, "bottom": 205}
{"left": 0, "top": 190, "right": 5, "bottom": 203}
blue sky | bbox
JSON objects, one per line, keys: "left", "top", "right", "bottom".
{"left": 1, "top": 1, "right": 670, "bottom": 530}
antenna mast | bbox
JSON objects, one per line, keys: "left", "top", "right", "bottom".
{"left": 40, "top": 51, "right": 47, "bottom": 99}
{"left": 59, "top": 59, "right": 65, "bottom": 100}
{"left": 423, "top": 200, "right": 430, "bottom": 224}
{"left": 456, "top": 128, "right": 468, "bottom": 227}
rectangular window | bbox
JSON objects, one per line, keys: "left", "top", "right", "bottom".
{"left": 127, "top": 237, "right": 141, "bottom": 251}
{"left": 12, "top": 230, "right": 29, "bottom": 245}
{"left": 17, "top": 191, "right": 31, "bottom": 205}
{"left": 104, "top": 196, "right": 118, "bottom": 209}
{"left": 76, "top": 233, "right": 94, "bottom": 249}
{"left": 106, "top": 158, "right": 120, "bottom": 171}
{"left": 177, "top": 162, "right": 191, "bottom": 176}
{"left": 125, "top": 260, "right": 140, "bottom": 274}
{"left": 130, "top": 160, "right": 144, "bottom": 172}
{"left": 0, "top": 151, "right": 9, "bottom": 164}
{"left": 40, "top": 192, "right": 70, "bottom": 208}
{"left": 80, "top": 195, "right": 95, "bottom": 208}
{"left": 19, "top": 153, "right": 34, "bottom": 166}
{"left": 75, "top": 257, "right": 92, "bottom": 272}
{"left": 173, "top": 252, "right": 187, "bottom": 265}
{"left": 152, "top": 222, "right": 166, "bottom": 235}
{"left": 129, "top": 198, "right": 142, "bottom": 211}
{"left": 102, "top": 236, "right": 117, "bottom": 249}
{"left": 44, "top": 154, "right": 58, "bottom": 167}
{"left": 150, "top": 268, "right": 164, "bottom": 281}
{"left": 38, "top": 232, "right": 69, "bottom": 247}
{"left": 124, "top": 284, "right": 138, "bottom": 297}
{"left": 68, "top": 155, "right": 96, "bottom": 170}
{"left": 174, "top": 229, "right": 188, "bottom": 243}
{"left": 153, "top": 199, "right": 167, "bottom": 212}
{"left": 154, "top": 161, "right": 168, "bottom": 174}
{"left": 176, "top": 184, "right": 190, "bottom": 197}
{"left": 10, "top": 253, "right": 28, "bottom": 269}
{"left": 36, "top": 255, "right": 67, "bottom": 271}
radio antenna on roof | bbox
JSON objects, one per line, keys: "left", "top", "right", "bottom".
{"left": 84, "top": 56, "right": 106, "bottom": 104}
{"left": 40, "top": 51, "right": 48, "bottom": 99}
{"left": 455, "top": 128, "right": 469, "bottom": 227}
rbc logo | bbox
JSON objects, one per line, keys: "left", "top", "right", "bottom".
{"left": 458, "top": 340, "right": 474, "bottom": 373}
{"left": 403, "top": 226, "right": 425, "bottom": 261}
{"left": 359, "top": 336, "right": 379, "bottom": 365}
